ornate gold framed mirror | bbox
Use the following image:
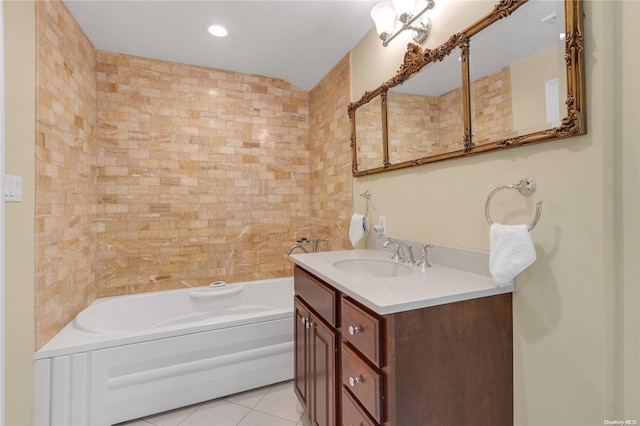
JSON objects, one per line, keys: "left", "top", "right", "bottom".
{"left": 349, "top": 0, "right": 585, "bottom": 177}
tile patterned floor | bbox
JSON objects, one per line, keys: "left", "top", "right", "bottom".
{"left": 116, "top": 380, "right": 309, "bottom": 426}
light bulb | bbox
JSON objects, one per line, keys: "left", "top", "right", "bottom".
{"left": 207, "top": 24, "right": 228, "bottom": 37}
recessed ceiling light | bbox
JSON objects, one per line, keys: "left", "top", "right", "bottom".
{"left": 206, "top": 24, "right": 228, "bottom": 37}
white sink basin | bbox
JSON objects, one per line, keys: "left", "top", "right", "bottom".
{"left": 333, "top": 259, "right": 414, "bottom": 278}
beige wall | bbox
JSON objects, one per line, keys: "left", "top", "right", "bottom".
{"left": 4, "top": 1, "right": 36, "bottom": 425}
{"left": 352, "top": 1, "right": 638, "bottom": 424}
{"left": 613, "top": 1, "right": 640, "bottom": 417}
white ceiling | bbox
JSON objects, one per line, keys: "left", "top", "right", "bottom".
{"left": 64, "top": 0, "right": 379, "bottom": 91}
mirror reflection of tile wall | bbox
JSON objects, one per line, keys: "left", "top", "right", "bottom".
{"left": 470, "top": 67, "right": 514, "bottom": 145}
{"left": 388, "top": 91, "right": 439, "bottom": 163}
{"left": 355, "top": 95, "right": 384, "bottom": 170}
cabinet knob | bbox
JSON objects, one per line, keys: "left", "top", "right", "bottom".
{"left": 348, "top": 325, "right": 361, "bottom": 335}
{"left": 348, "top": 375, "right": 361, "bottom": 387}
{"left": 302, "top": 317, "right": 313, "bottom": 328}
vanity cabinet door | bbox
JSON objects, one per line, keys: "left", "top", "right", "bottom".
{"left": 294, "top": 298, "right": 310, "bottom": 409}
{"left": 310, "top": 313, "right": 337, "bottom": 426}
{"left": 294, "top": 297, "right": 337, "bottom": 426}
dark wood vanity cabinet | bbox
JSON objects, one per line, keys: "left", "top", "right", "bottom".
{"left": 294, "top": 265, "right": 513, "bottom": 426}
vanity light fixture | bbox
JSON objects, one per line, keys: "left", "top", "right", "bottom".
{"left": 371, "top": 0, "right": 435, "bottom": 47}
{"left": 206, "top": 23, "right": 228, "bottom": 37}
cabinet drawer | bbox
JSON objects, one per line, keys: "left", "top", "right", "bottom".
{"left": 294, "top": 267, "right": 337, "bottom": 327}
{"left": 341, "top": 343, "right": 383, "bottom": 424}
{"left": 342, "top": 387, "right": 379, "bottom": 426}
{"left": 342, "top": 298, "right": 381, "bottom": 366}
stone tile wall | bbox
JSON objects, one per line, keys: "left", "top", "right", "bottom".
{"left": 35, "top": 0, "right": 97, "bottom": 348}
{"left": 308, "top": 55, "right": 353, "bottom": 251}
{"left": 95, "top": 52, "right": 311, "bottom": 296}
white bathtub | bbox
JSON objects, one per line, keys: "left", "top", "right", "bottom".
{"left": 34, "top": 277, "right": 294, "bottom": 426}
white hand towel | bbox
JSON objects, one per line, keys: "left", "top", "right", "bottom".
{"left": 349, "top": 214, "right": 368, "bottom": 247}
{"left": 489, "top": 223, "right": 536, "bottom": 285}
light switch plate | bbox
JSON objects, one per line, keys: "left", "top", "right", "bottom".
{"left": 4, "top": 175, "right": 22, "bottom": 202}
{"left": 377, "top": 215, "right": 386, "bottom": 235}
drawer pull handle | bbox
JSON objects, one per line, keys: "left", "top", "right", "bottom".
{"left": 348, "top": 375, "right": 361, "bottom": 387}
{"left": 301, "top": 317, "right": 307, "bottom": 325}
{"left": 348, "top": 325, "right": 361, "bottom": 335}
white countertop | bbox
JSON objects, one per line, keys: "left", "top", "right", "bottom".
{"left": 289, "top": 248, "right": 514, "bottom": 315}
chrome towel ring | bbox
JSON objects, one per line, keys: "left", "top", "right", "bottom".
{"left": 485, "top": 178, "right": 543, "bottom": 231}
{"left": 352, "top": 190, "right": 371, "bottom": 216}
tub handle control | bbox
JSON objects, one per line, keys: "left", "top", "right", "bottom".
{"left": 348, "top": 325, "right": 361, "bottom": 335}
{"left": 348, "top": 375, "right": 361, "bottom": 387}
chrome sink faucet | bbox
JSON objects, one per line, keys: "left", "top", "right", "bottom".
{"left": 381, "top": 238, "right": 415, "bottom": 264}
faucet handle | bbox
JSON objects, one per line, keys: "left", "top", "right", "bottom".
{"left": 310, "top": 236, "right": 329, "bottom": 253}
{"left": 391, "top": 243, "right": 403, "bottom": 262}
{"left": 417, "top": 243, "right": 434, "bottom": 269}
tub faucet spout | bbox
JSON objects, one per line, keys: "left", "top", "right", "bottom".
{"left": 287, "top": 244, "right": 309, "bottom": 256}
{"left": 286, "top": 236, "right": 328, "bottom": 256}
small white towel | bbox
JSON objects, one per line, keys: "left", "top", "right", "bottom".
{"left": 349, "top": 214, "right": 370, "bottom": 247}
{"left": 489, "top": 223, "right": 536, "bottom": 286}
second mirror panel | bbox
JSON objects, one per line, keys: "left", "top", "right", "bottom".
{"left": 469, "top": 0, "right": 567, "bottom": 146}
{"left": 387, "top": 45, "right": 464, "bottom": 165}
